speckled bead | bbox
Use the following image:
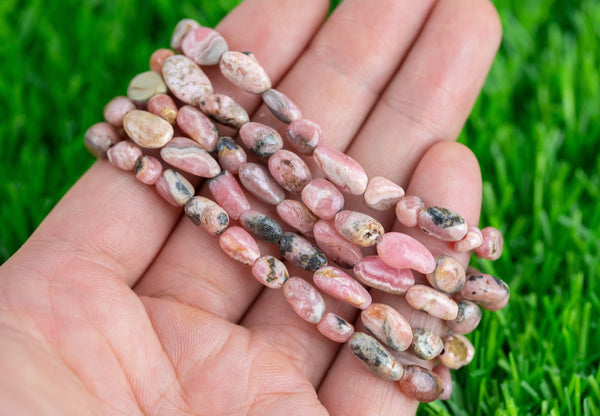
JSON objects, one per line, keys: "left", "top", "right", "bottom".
{"left": 147, "top": 94, "right": 178, "bottom": 124}
{"left": 313, "top": 266, "right": 372, "bottom": 310}
{"left": 219, "top": 51, "right": 271, "bottom": 94}
{"left": 184, "top": 196, "right": 229, "bottom": 236}
{"left": 149, "top": 48, "right": 175, "bottom": 75}
{"left": 275, "top": 199, "right": 318, "bottom": 237}
{"left": 287, "top": 119, "right": 324, "bottom": 155}
{"left": 123, "top": 110, "right": 174, "bottom": 149}
{"left": 127, "top": 71, "right": 167, "bottom": 105}
{"left": 278, "top": 232, "right": 327, "bottom": 271}
{"left": 446, "top": 300, "right": 482, "bottom": 334}
{"left": 418, "top": 206, "right": 468, "bottom": 242}
{"left": 177, "top": 105, "right": 219, "bottom": 152}
{"left": 162, "top": 55, "right": 213, "bottom": 105}
{"left": 181, "top": 27, "right": 228, "bottom": 66}
{"left": 268, "top": 149, "right": 312, "bottom": 194}
{"left": 216, "top": 136, "right": 247, "bottom": 174}
{"left": 349, "top": 332, "right": 404, "bottom": 381}
{"left": 395, "top": 195, "right": 425, "bottom": 228}
{"left": 160, "top": 137, "right": 220, "bottom": 178}
{"left": 377, "top": 232, "right": 436, "bottom": 274}
{"left": 334, "top": 210, "right": 384, "bottom": 247}
{"left": 239, "top": 209, "right": 283, "bottom": 244}
{"left": 353, "top": 256, "right": 415, "bottom": 295}
{"left": 155, "top": 169, "right": 195, "bottom": 206}
{"left": 474, "top": 226, "right": 504, "bottom": 260}
{"left": 133, "top": 155, "right": 163, "bottom": 185}
{"left": 107, "top": 141, "right": 142, "bottom": 171}
{"left": 454, "top": 226, "right": 483, "bottom": 252}
{"left": 425, "top": 255, "right": 466, "bottom": 294}
{"left": 198, "top": 94, "right": 249, "bottom": 129}
{"left": 218, "top": 226, "right": 260, "bottom": 266}
{"left": 398, "top": 366, "right": 443, "bottom": 403}
{"left": 84, "top": 122, "right": 121, "bottom": 158}
{"left": 261, "top": 89, "right": 302, "bottom": 124}
{"left": 301, "top": 178, "right": 345, "bottom": 220}
{"left": 282, "top": 277, "right": 325, "bottom": 324}
{"left": 103, "top": 96, "right": 136, "bottom": 128}
{"left": 170, "top": 18, "right": 201, "bottom": 51}
{"left": 251, "top": 256, "right": 289, "bottom": 288}
{"left": 208, "top": 170, "right": 251, "bottom": 220}
{"left": 438, "top": 334, "right": 475, "bottom": 369}
{"left": 363, "top": 176, "right": 405, "bottom": 211}
{"left": 238, "top": 163, "right": 285, "bottom": 205}
{"left": 313, "top": 220, "right": 363, "bottom": 269}
{"left": 313, "top": 145, "right": 368, "bottom": 195}
{"left": 361, "top": 303, "right": 412, "bottom": 351}
{"left": 405, "top": 285, "right": 458, "bottom": 320}
{"left": 317, "top": 313, "right": 354, "bottom": 343}
{"left": 410, "top": 328, "right": 443, "bottom": 360}
{"left": 239, "top": 122, "right": 283, "bottom": 157}
{"left": 460, "top": 270, "right": 509, "bottom": 310}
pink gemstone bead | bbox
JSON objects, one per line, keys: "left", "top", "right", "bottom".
{"left": 405, "top": 285, "right": 458, "bottom": 320}
{"left": 84, "top": 122, "right": 121, "bottom": 158}
{"left": 218, "top": 226, "right": 260, "bottom": 266}
{"left": 301, "top": 178, "right": 345, "bottom": 220}
{"left": 363, "top": 176, "right": 405, "bottom": 211}
{"left": 398, "top": 366, "right": 443, "bottom": 403}
{"left": 160, "top": 137, "right": 221, "bottom": 178}
{"left": 334, "top": 210, "right": 384, "bottom": 247}
{"left": 313, "top": 266, "right": 371, "bottom": 309}
{"left": 425, "top": 255, "right": 466, "bottom": 294}
{"left": 127, "top": 71, "right": 167, "bottom": 105}
{"left": 313, "top": 220, "right": 363, "bottom": 269}
{"left": 275, "top": 199, "right": 318, "bottom": 237}
{"left": 133, "top": 155, "right": 162, "bottom": 185}
{"left": 198, "top": 94, "right": 249, "bottom": 129}
{"left": 149, "top": 48, "right": 175, "bottom": 75}
{"left": 103, "top": 96, "right": 136, "bottom": 128}
{"left": 216, "top": 136, "right": 247, "bottom": 174}
{"left": 350, "top": 332, "right": 404, "bottom": 381}
{"left": 239, "top": 122, "right": 283, "bottom": 157}
{"left": 208, "top": 170, "right": 251, "bottom": 220}
{"left": 474, "top": 226, "right": 504, "bottom": 260}
{"left": 411, "top": 328, "right": 443, "bottom": 360}
{"left": 239, "top": 209, "right": 283, "bottom": 244}
{"left": 460, "top": 270, "right": 509, "bottom": 310}
{"left": 418, "top": 206, "right": 468, "bottom": 242}
{"left": 447, "top": 300, "right": 482, "bottom": 334}
{"left": 282, "top": 277, "right": 325, "bottom": 324}
{"left": 484, "top": 294, "right": 510, "bottom": 311}
{"left": 155, "top": 169, "right": 195, "bottom": 206}
{"left": 361, "top": 303, "right": 412, "bottom": 351}
{"left": 147, "top": 94, "right": 178, "bottom": 124}
{"left": 317, "top": 312, "right": 354, "bottom": 343}
{"left": 455, "top": 226, "right": 483, "bottom": 252}
{"left": 287, "top": 119, "right": 323, "bottom": 155}
{"left": 123, "top": 110, "right": 174, "bottom": 149}
{"left": 262, "top": 89, "right": 302, "bottom": 124}
{"left": 278, "top": 232, "right": 327, "bottom": 271}
{"left": 219, "top": 51, "right": 271, "bottom": 94}
{"left": 238, "top": 163, "right": 285, "bottom": 205}
{"left": 395, "top": 195, "right": 425, "bottom": 228}
{"left": 376, "top": 232, "right": 436, "bottom": 274}
{"left": 107, "top": 141, "right": 142, "bottom": 171}
{"left": 170, "top": 18, "right": 201, "bottom": 51}
{"left": 176, "top": 105, "right": 218, "bottom": 152}
{"left": 268, "top": 149, "right": 312, "bottom": 194}
{"left": 162, "top": 55, "right": 213, "bottom": 105}
{"left": 438, "top": 334, "right": 475, "bottom": 370}
{"left": 181, "top": 27, "right": 228, "bottom": 66}
{"left": 353, "top": 256, "right": 415, "bottom": 295}
{"left": 313, "top": 145, "right": 368, "bottom": 195}
{"left": 184, "top": 196, "right": 229, "bottom": 236}
{"left": 251, "top": 256, "right": 289, "bottom": 288}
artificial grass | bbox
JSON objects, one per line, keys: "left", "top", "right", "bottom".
{"left": 1, "top": 0, "right": 599, "bottom": 414}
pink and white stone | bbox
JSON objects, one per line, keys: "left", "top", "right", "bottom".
{"left": 181, "top": 27, "right": 228, "bottom": 66}
{"left": 317, "top": 313, "right": 354, "bottom": 343}
{"left": 353, "top": 255, "right": 415, "bottom": 295}
{"left": 287, "top": 119, "right": 324, "bottom": 155}
{"left": 162, "top": 55, "right": 213, "bottom": 105}
{"left": 170, "top": 18, "right": 201, "bottom": 51}
{"left": 218, "top": 226, "right": 260, "bottom": 266}
{"left": 282, "top": 277, "right": 325, "bottom": 324}
{"left": 418, "top": 206, "right": 468, "bottom": 242}
{"left": 313, "top": 220, "right": 363, "bottom": 269}
{"left": 363, "top": 176, "right": 405, "bottom": 211}
{"left": 176, "top": 105, "right": 218, "bottom": 152}
{"left": 84, "top": 122, "right": 121, "bottom": 158}
{"left": 275, "top": 199, "right": 318, "bottom": 237}
{"left": 127, "top": 71, "right": 167, "bottom": 104}
{"left": 301, "top": 178, "right": 345, "bottom": 220}
{"left": 398, "top": 365, "right": 443, "bottom": 403}
{"left": 446, "top": 300, "right": 482, "bottom": 334}
{"left": 313, "top": 145, "right": 368, "bottom": 195}
{"left": 405, "top": 285, "right": 458, "bottom": 320}
{"left": 334, "top": 210, "right": 384, "bottom": 247}
{"left": 262, "top": 88, "right": 302, "bottom": 124}
{"left": 251, "top": 256, "right": 289, "bottom": 289}
{"left": 474, "top": 226, "right": 504, "bottom": 260}
{"left": 208, "top": 170, "right": 251, "bottom": 220}
{"left": 147, "top": 94, "right": 178, "bottom": 124}
{"left": 160, "top": 137, "right": 221, "bottom": 178}
{"left": 107, "top": 141, "right": 142, "bottom": 171}
{"left": 349, "top": 332, "right": 404, "bottom": 381}
{"left": 361, "top": 303, "right": 412, "bottom": 351}
{"left": 184, "top": 196, "right": 229, "bottom": 236}
{"left": 455, "top": 226, "right": 483, "bottom": 252}
{"left": 238, "top": 162, "right": 285, "bottom": 205}
{"left": 149, "top": 48, "right": 175, "bottom": 75}
{"left": 376, "top": 232, "right": 436, "bottom": 274}
{"left": 278, "top": 232, "right": 327, "bottom": 271}
{"left": 216, "top": 136, "right": 247, "bottom": 174}
{"left": 395, "top": 195, "right": 425, "bottom": 228}
{"left": 239, "top": 122, "right": 283, "bottom": 157}
{"left": 411, "top": 328, "right": 443, "bottom": 360}
{"left": 313, "top": 266, "right": 371, "bottom": 310}
{"left": 133, "top": 155, "right": 162, "bottom": 185}
{"left": 155, "top": 169, "right": 195, "bottom": 207}
{"left": 425, "top": 255, "right": 466, "bottom": 294}
{"left": 198, "top": 94, "right": 248, "bottom": 129}
{"left": 438, "top": 334, "right": 475, "bottom": 370}
{"left": 103, "top": 96, "right": 136, "bottom": 128}
{"left": 219, "top": 51, "right": 271, "bottom": 94}
{"left": 460, "top": 270, "right": 509, "bottom": 310}
{"left": 268, "top": 149, "right": 312, "bottom": 194}
{"left": 123, "top": 110, "right": 174, "bottom": 148}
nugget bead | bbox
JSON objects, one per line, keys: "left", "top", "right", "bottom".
{"left": 170, "top": 18, "right": 200, "bottom": 51}
{"left": 155, "top": 169, "right": 195, "bottom": 206}
{"left": 239, "top": 122, "right": 283, "bottom": 157}
{"left": 455, "top": 226, "right": 483, "bottom": 252}
{"left": 208, "top": 170, "right": 251, "bottom": 220}
{"left": 278, "top": 232, "right": 327, "bottom": 271}
{"left": 238, "top": 162, "right": 285, "bottom": 205}
{"left": 405, "top": 285, "right": 458, "bottom": 320}
{"left": 198, "top": 94, "right": 249, "bottom": 129}
{"left": 438, "top": 334, "right": 475, "bottom": 369}
{"left": 160, "top": 137, "right": 220, "bottom": 178}
{"left": 282, "top": 277, "right": 325, "bottom": 324}
{"left": 162, "top": 55, "right": 213, "bottom": 105}
{"left": 147, "top": 94, "right": 178, "bottom": 124}
{"left": 127, "top": 71, "right": 167, "bottom": 105}
{"left": 377, "top": 232, "right": 436, "bottom": 274}
{"left": 410, "top": 328, "right": 443, "bottom": 360}
{"left": 176, "top": 105, "right": 219, "bottom": 152}
{"left": 313, "top": 266, "right": 372, "bottom": 309}
{"left": 181, "top": 27, "right": 228, "bottom": 66}
{"left": 398, "top": 366, "right": 443, "bottom": 403}
{"left": 268, "top": 149, "right": 312, "bottom": 194}
{"left": 313, "top": 220, "right": 362, "bottom": 269}
{"left": 334, "top": 210, "right": 384, "bottom": 247}
{"left": 287, "top": 119, "right": 323, "bottom": 155}
{"left": 133, "top": 155, "right": 162, "bottom": 185}
{"left": 313, "top": 145, "right": 368, "bottom": 195}
{"left": 426, "top": 255, "right": 466, "bottom": 294}
{"left": 317, "top": 313, "right": 354, "bottom": 343}
{"left": 475, "top": 226, "right": 504, "bottom": 260}
{"left": 361, "top": 303, "right": 412, "bottom": 351}
{"left": 262, "top": 89, "right": 302, "bottom": 123}
{"left": 395, "top": 195, "right": 425, "bottom": 228}
{"left": 460, "top": 271, "right": 509, "bottom": 310}
{"left": 218, "top": 226, "right": 260, "bottom": 266}
{"left": 103, "top": 96, "right": 136, "bottom": 127}
{"left": 251, "top": 256, "right": 289, "bottom": 288}
{"left": 418, "top": 206, "right": 468, "bottom": 242}
{"left": 275, "top": 199, "right": 318, "bottom": 237}
{"left": 84, "top": 122, "right": 121, "bottom": 158}
{"left": 184, "top": 196, "right": 229, "bottom": 236}
{"left": 219, "top": 51, "right": 271, "bottom": 94}
{"left": 446, "top": 300, "right": 482, "bottom": 334}
{"left": 363, "top": 176, "right": 405, "bottom": 211}
{"left": 149, "top": 48, "right": 175, "bottom": 75}
{"left": 353, "top": 256, "right": 415, "bottom": 295}
{"left": 216, "top": 136, "right": 247, "bottom": 174}
{"left": 301, "top": 178, "right": 345, "bottom": 220}
{"left": 107, "top": 141, "right": 142, "bottom": 171}
{"left": 239, "top": 209, "right": 283, "bottom": 244}
{"left": 123, "top": 110, "right": 174, "bottom": 149}
{"left": 349, "top": 332, "right": 404, "bottom": 381}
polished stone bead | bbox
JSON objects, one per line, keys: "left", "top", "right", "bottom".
{"left": 275, "top": 199, "right": 318, "bottom": 237}
{"left": 454, "top": 226, "right": 483, "bottom": 252}
{"left": 317, "top": 312, "right": 354, "bottom": 343}
{"left": 133, "top": 155, "right": 162, "bottom": 185}
{"left": 398, "top": 365, "right": 443, "bottom": 403}
{"left": 147, "top": 94, "right": 178, "bottom": 124}
{"left": 282, "top": 277, "right": 325, "bottom": 324}
{"left": 301, "top": 178, "right": 345, "bottom": 220}
{"left": 84, "top": 122, "right": 121, "bottom": 158}
{"left": 460, "top": 270, "right": 509, "bottom": 310}
{"left": 287, "top": 119, "right": 323, "bottom": 155}
{"left": 160, "top": 137, "right": 220, "bottom": 178}
{"left": 170, "top": 18, "right": 201, "bottom": 51}
{"left": 474, "top": 226, "right": 504, "bottom": 260}
{"left": 219, "top": 51, "right": 271, "bottom": 94}
{"left": 349, "top": 332, "right": 404, "bottom": 381}
{"left": 262, "top": 88, "right": 302, "bottom": 124}
{"left": 268, "top": 149, "right": 312, "bottom": 194}
{"left": 446, "top": 300, "right": 482, "bottom": 334}
{"left": 216, "top": 136, "right": 247, "bottom": 174}
{"left": 252, "top": 256, "right": 289, "bottom": 288}
{"left": 438, "top": 334, "right": 475, "bottom": 370}
{"left": 103, "top": 96, "right": 136, "bottom": 128}
{"left": 198, "top": 94, "right": 249, "bottom": 129}
{"left": 181, "top": 27, "right": 228, "bottom": 66}
{"left": 123, "top": 110, "right": 174, "bottom": 149}
{"left": 334, "top": 210, "right": 384, "bottom": 247}
{"left": 127, "top": 71, "right": 167, "bottom": 105}
{"left": 107, "top": 141, "right": 142, "bottom": 171}
{"left": 376, "top": 232, "right": 436, "bottom": 274}
{"left": 162, "top": 55, "right": 213, "bottom": 105}
{"left": 208, "top": 170, "right": 251, "bottom": 220}
{"left": 361, "top": 303, "right": 412, "bottom": 351}
{"left": 426, "top": 255, "right": 466, "bottom": 294}
{"left": 278, "top": 232, "right": 327, "bottom": 271}
{"left": 239, "top": 209, "right": 283, "bottom": 244}
{"left": 184, "top": 196, "right": 229, "bottom": 236}
{"left": 313, "top": 145, "right": 368, "bottom": 195}
{"left": 313, "top": 220, "right": 362, "bottom": 269}
{"left": 238, "top": 162, "right": 285, "bottom": 205}
{"left": 410, "top": 328, "right": 443, "bottom": 360}
{"left": 353, "top": 256, "right": 414, "bottom": 295}
{"left": 313, "top": 266, "right": 371, "bottom": 309}
{"left": 395, "top": 195, "right": 425, "bottom": 228}
{"left": 239, "top": 122, "right": 283, "bottom": 157}
{"left": 405, "top": 285, "right": 458, "bottom": 320}
{"left": 418, "top": 206, "right": 468, "bottom": 242}
{"left": 363, "top": 176, "right": 405, "bottom": 211}
{"left": 219, "top": 226, "right": 260, "bottom": 266}
{"left": 149, "top": 48, "right": 175, "bottom": 75}
{"left": 177, "top": 105, "right": 218, "bottom": 152}
{"left": 155, "top": 169, "right": 195, "bottom": 206}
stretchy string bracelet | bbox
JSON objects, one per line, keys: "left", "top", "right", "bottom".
{"left": 83, "top": 18, "right": 509, "bottom": 403}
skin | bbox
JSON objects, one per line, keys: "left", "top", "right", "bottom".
{"left": 0, "top": 0, "right": 501, "bottom": 414}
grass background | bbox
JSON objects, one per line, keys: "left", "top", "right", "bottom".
{"left": 1, "top": 0, "right": 599, "bottom": 414}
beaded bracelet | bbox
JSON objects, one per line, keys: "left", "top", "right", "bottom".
{"left": 83, "top": 18, "right": 509, "bottom": 403}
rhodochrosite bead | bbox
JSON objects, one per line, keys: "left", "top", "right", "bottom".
{"left": 133, "top": 155, "right": 162, "bottom": 185}
{"left": 405, "top": 285, "right": 458, "bottom": 320}
{"left": 363, "top": 176, "right": 405, "bottom": 211}
{"left": 162, "top": 55, "right": 213, "bottom": 105}
{"left": 238, "top": 163, "right": 285, "bottom": 205}
{"left": 447, "top": 300, "right": 482, "bottom": 334}
{"left": 349, "top": 332, "right": 404, "bottom": 381}
{"left": 353, "top": 256, "right": 415, "bottom": 295}
{"left": 177, "top": 105, "right": 219, "bottom": 152}
{"left": 411, "top": 328, "right": 443, "bottom": 360}
{"left": 147, "top": 94, "right": 178, "bottom": 124}
{"left": 395, "top": 195, "right": 425, "bottom": 228}
{"left": 184, "top": 196, "right": 229, "bottom": 236}
{"left": 475, "top": 226, "right": 504, "bottom": 260}
{"left": 313, "top": 266, "right": 372, "bottom": 309}
{"left": 155, "top": 169, "right": 194, "bottom": 206}
{"left": 313, "top": 220, "right": 362, "bottom": 269}
{"left": 216, "top": 136, "right": 247, "bottom": 174}
{"left": 398, "top": 366, "right": 443, "bottom": 403}
{"left": 123, "top": 110, "right": 174, "bottom": 149}
{"left": 219, "top": 51, "right": 271, "bottom": 94}
{"left": 334, "top": 210, "right": 384, "bottom": 247}
{"left": 438, "top": 334, "right": 475, "bottom": 369}
{"left": 301, "top": 178, "right": 345, "bottom": 220}
{"left": 361, "top": 303, "right": 412, "bottom": 351}
{"left": 239, "top": 122, "right": 283, "bottom": 157}
{"left": 455, "top": 226, "right": 483, "bottom": 252}
{"left": 460, "top": 271, "right": 509, "bottom": 310}
{"left": 218, "top": 226, "right": 260, "bottom": 266}
{"left": 275, "top": 199, "right": 318, "bottom": 237}
{"left": 127, "top": 71, "right": 167, "bottom": 104}
{"left": 251, "top": 256, "right": 289, "bottom": 288}
{"left": 198, "top": 94, "right": 249, "bottom": 129}
{"left": 107, "top": 141, "right": 142, "bottom": 171}
{"left": 262, "top": 88, "right": 302, "bottom": 123}
{"left": 313, "top": 145, "right": 368, "bottom": 195}
{"left": 287, "top": 119, "right": 323, "bottom": 155}
{"left": 84, "top": 122, "right": 121, "bottom": 158}
{"left": 170, "top": 18, "right": 201, "bottom": 51}
{"left": 103, "top": 96, "right": 136, "bottom": 127}
{"left": 160, "top": 137, "right": 220, "bottom": 178}
{"left": 377, "top": 232, "right": 436, "bottom": 274}
{"left": 282, "top": 277, "right": 325, "bottom": 323}
{"left": 268, "top": 149, "right": 312, "bottom": 194}
{"left": 418, "top": 206, "right": 468, "bottom": 242}
{"left": 426, "top": 255, "right": 466, "bottom": 294}
{"left": 149, "top": 48, "right": 175, "bottom": 75}
{"left": 208, "top": 170, "right": 251, "bottom": 220}
{"left": 278, "top": 232, "right": 327, "bottom": 271}
{"left": 239, "top": 209, "right": 283, "bottom": 244}
{"left": 181, "top": 27, "right": 228, "bottom": 66}
{"left": 317, "top": 313, "right": 354, "bottom": 343}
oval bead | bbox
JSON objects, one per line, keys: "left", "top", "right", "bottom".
{"left": 363, "top": 176, "right": 405, "bottom": 211}
{"left": 334, "top": 210, "right": 384, "bottom": 247}
{"left": 147, "top": 94, "right": 178, "bottom": 124}
{"left": 474, "top": 226, "right": 504, "bottom": 260}
{"left": 287, "top": 119, "right": 323, "bottom": 155}
{"left": 301, "top": 178, "right": 345, "bottom": 220}
{"left": 395, "top": 195, "right": 425, "bottom": 228}
{"left": 405, "top": 285, "right": 458, "bottom": 320}
{"left": 349, "top": 332, "right": 404, "bottom": 381}
{"left": 218, "top": 226, "right": 260, "bottom": 266}
{"left": 123, "top": 110, "right": 174, "bottom": 149}
{"left": 418, "top": 206, "right": 468, "bottom": 242}
{"left": 208, "top": 170, "right": 251, "bottom": 220}
{"left": 455, "top": 226, "right": 483, "bottom": 252}
{"left": 251, "top": 256, "right": 289, "bottom": 288}
{"left": 238, "top": 163, "right": 285, "bottom": 205}
{"left": 84, "top": 122, "right": 121, "bottom": 158}
{"left": 275, "top": 199, "right": 318, "bottom": 237}
{"left": 398, "top": 365, "right": 443, "bottom": 403}
{"left": 282, "top": 277, "right": 325, "bottom": 324}
{"left": 184, "top": 196, "right": 229, "bottom": 236}
{"left": 262, "top": 89, "right": 302, "bottom": 123}
{"left": 313, "top": 220, "right": 362, "bottom": 269}
{"left": 239, "top": 209, "right": 283, "bottom": 244}
{"left": 219, "top": 51, "right": 271, "bottom": 94}
{"left": 353, "top": 256, "right": 415, "bottom": 295}
{"left": 317, "top": 313, "right": 354, "bottom": 343}
{"left": 410, "top": 328, "right": 444, "bottom": 360}
{"left": 239, "top": 122, "right": 283, "bottom": 157}
{"left": 460, "top": 271, "right": 509, "bottom": 310}
{"left": 216, "top": 136, "right": 247, "bottom": 174}
{"left": 133, "top": 155, "right": 162, "bottom": 185}
{"left": 181, "top": 27, "right": 228, "bottom": 66}
{"left": 162, "top": 55, "right": 213, "bottom": 105}
{"left": 160, "top": 137, "right": 220, "bottom": 178}
{"left": 446, "top": 300, "right": 482, "bottom": 334}
{"left": 438, "top": 334, "right": 475, "bottom": 370}
{"left": 198, "top": 94, "right": 249, "bottom": 129}
{"left": 149, "top": 48, "right": 175, "bottom": 75}
{"left": 313, "top": 266, "right": 371, "bottom": 310}
{"left": 425, "top": 255, "right": 466, "bottom": 294}
{"left": 376, "top": 232, "right": 436, "bottom": 274}
{"left": 127, "top": 71, "right": 167, "bottom": 104}
{"left": 361, "top": 303, "right": 412, "bottom": 351}
{"left": 170, "top": 18, "right": 201, "bottom": 51}
{"left": 176, "top": 105, "right": 219, "bottom": 152}
{"left": 268, "top": 149, "right": 312, "bottom": 194}
{"left": 278, "top": 232, "right": 327, "bottom": 271}
{"left": 107, "top": 141, "right": 142, "bottom": 171}
{"left": 103, "top": 96, "right": 136, "bottom": 128}
{"left": 155, "top": 169, "right": 195, "bottom": 206}
{"left": 313, "top": 145, "right": 368, "bottom": 195}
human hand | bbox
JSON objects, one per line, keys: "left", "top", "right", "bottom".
{"left": 0, "top": 0, "right": 501, "bottom": 414}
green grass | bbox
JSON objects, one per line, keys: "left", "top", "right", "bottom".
{"left": 1, "top": 0, "right": 599, "bottom": 414}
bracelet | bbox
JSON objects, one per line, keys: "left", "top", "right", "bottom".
{"left": 83, "top": 17, "right": 509, "bottom": 403}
